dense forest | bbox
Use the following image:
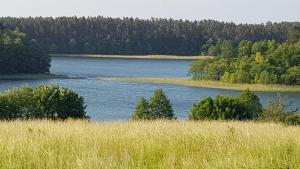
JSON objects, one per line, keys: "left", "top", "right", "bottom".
{"left": 0, "top": 16, "right": 298, "bottom": 55}
{"left": 189, "top": 38, "right": 300, "bottom": 85}
{"left": 0, "top": 24, "right": 50, "bottom": 74}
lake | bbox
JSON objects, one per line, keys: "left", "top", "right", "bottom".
{"left": 0, "top": 57, "right": 299, "bottom": 120}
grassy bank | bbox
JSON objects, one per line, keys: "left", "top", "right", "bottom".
{"left": 98, "top": 77, "right": 300, "bottom": 92}
{"left": 0, "top": 74, "right": 72, "bottom": 80}
{"left": 50, "top": 54, "right": 213, "bottom": 60}
{"left": 0, "top": 120, "right": 299, "bottom": 169}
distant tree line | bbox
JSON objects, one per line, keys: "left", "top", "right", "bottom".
{"left": 132, "top": 89, "right": 300, "bottom": 125}
{"left": 0, "top": 17, "right": 297, "bottom": 55}
{"left": 189, "top": 35, "right": 300, "bottom": 85}
{"left": 0, "top": 85, "right": 88, "bottom": 120}
{"left": 0, "top": 24, "right": 50, "bottom": 74}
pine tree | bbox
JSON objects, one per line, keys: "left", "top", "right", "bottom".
{"left": 149, "top": 89, "right": 175, "bottom": 120}
{"left": 131, "top": 98, "right": 151, "bottom": 120}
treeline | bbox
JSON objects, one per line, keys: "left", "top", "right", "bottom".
{"left": 0, "top": 25, "right": 50, "bottom": 74}
{"left": 0, "top": 17, "right": 297, "bottom": 55}
{"left": 189, "top": 38, "right": 300, "bottom": 85}
{"left": 0, "top": 85, "right": 87, "bottom": 120}
{"left": 132, "top": 89, "right": 300, "bottom": 125}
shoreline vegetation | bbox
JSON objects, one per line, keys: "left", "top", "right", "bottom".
{"left": 0, "top": 73, "right": 72, "bottom": 80}
{"left": 49, "top": 54, "right": 214, "bottom": 60}
{"left": 0, "top": 120, "right": 299, "bottom": 168}
{"left": 98, "top": 77, "right": 300, "bottom": 92}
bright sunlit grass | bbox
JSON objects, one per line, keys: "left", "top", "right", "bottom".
{"left": 0, "top": 120, "right": 299, "bottom": 169}
{"left": 98, "top": 77, "right": 300, "bottom": 92}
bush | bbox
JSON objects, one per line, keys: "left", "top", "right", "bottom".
{"left": 189, "top": 97, "right": 215, "bottom": 120}
{"left": 189, "top": 90, "right": 263, "bottom": 121}
{"left": 214, "top": 96, "right": 242, "bottom": 120}
{"left": 284, "top": 114, "right": 300, "bottom": 125}
{"left": 0, "top": 85, "right": 88, "bottom": 120}
{"left": 238, "top": 89, "right": 262, "bottom": 119}
{"left": 259, "top": 96, "right": 300, "bottom": 125}
{"left": 131, "top": 89, "right": 175, "bottom": 120}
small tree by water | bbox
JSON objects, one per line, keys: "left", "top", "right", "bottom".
{"left": 131, "top": 89, "right": 175, "bottom": 120}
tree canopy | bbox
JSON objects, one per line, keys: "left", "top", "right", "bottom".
{"left": 132, "top": 89, "right": 175, "bottom": 120}
{"left": 189, "top": 39, "right": 300, "bottom": 85}
{"left": 189, "top": 90, "right": 263, "bottom": 121}
{"left": 0, "top": 17, "right": 297, "bottom": 55}
{"left": 0, "top": 25, "right": 50, "bottom": 74}
{"left": 0, "top": 85, "right": 88, "bottom": 120}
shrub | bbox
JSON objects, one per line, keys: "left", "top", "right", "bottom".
{"left": 237, "top": 89, "right": 262, "bottom": 119}
{"left": 131, "top": 89, "right": 175, "bottom": 120}
{"left": 189, "top": 90, "right": 263, "bottom": 121}
{"left": 214, "top": 96, "right": 242, "bottom": 120}
{"left": 284, "top": 114, "right": 300, "bottom": 125}
{"left": 259, "top": 96, "right": 300, "bottom": 125}
{"left": 0, "top": 85, "right": 87, "bottom": 120}
{"left": 0, "top": 86, "right": 34, "bottom": 119}
{"left": 189, "top": 97, "right": 215, "bottom": 120}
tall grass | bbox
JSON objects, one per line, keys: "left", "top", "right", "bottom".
{"left": 0, "top": 120, "right": 299, "bottom": 169}
{"left": 98, "top": 77, "right": 300, "bottom": 92}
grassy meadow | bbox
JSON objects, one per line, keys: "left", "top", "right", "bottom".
{"left": 98, "top": 77, "right": 300, "bottom": 92}
{"left": 50, "top": 54, "right": 213, "bottom": 60}
{"left": 0, "top": 120, "right": 299, "bottom": 169}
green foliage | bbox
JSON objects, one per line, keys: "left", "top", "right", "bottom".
{"left": 220, "top": 40, "right": 235, "bottom": 58}
{"left": 207, "top": 46, "right": 220, "bottom": 56}
{"left": 0, "top": 85, "right": 87, "bottom": 120}
{"left": 287, "top": 23, "right": 300, "bottom": 43}
{"left": 281, "top": 66, "right": 300, "bottom": 85}
{"left": 0, "top": 28, "right": 50, "bottom": 74}
{"left": 189, "top": 90, "right": 262, "bottom": 121}
{"left": 131, "top": 89, "right": 175, "bottom": 120}
{"left": 149, "top": 89, "right": 174, "bottom": 119}
{"left": 238, "top": 40, "right": 252, "bottom": 57}
{"left": 214, "top": 96, "right": 242, "bottom": 120}
{"left": 131, "top": 98, "right": 151, "bottom": 120}
{"left": 189, "top": 39, "right": 300, "bottom": 85}
{"left": 189, "top": 97, "right": 215, "bottom": 120}
{"left": 0, "top": 17, "right": 295, "bottom": 55}
{"left": 259, "top": 96, "right": 300, "bottom": 125}
{"left": 238, "top": 89, "right": 262, "bottom": 119}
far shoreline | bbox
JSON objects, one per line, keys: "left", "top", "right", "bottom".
{"left": 98, "top": 77, "right": 300, "bottom": 93}
{"left": 49, "top": 54, "right": 214, "bottom": 60}
{"left": 0, "top": 74, "right": 77, "bottom": 80}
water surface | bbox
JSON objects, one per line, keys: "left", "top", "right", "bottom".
{"left": 0, "top": 57, "right": 299, "bottom": 120}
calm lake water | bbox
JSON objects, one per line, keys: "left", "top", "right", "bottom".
{"left": 0, "top": 57, "right": 299, "bottom": 120}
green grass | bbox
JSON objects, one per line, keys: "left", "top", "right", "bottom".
{"left": 0, "top": 73, "right": 72, "bottom": 80}
{"left": 50, "top": 54, "right": 214, "bottom": 60}
{"left": 0, "top": 120, "right": 299, "bottom": 169}
{"left": 98, "top": 77, "right": 300, "bottom": 92}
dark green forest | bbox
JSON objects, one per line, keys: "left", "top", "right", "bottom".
{"left": 0, "top": 24, "right": 50, "bottom": 74}
{"left": 0, "top": 16, "right": 298, "bottom": 55}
